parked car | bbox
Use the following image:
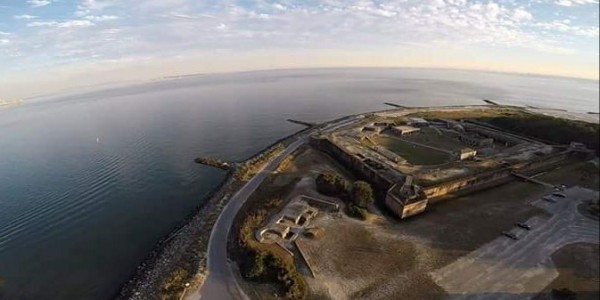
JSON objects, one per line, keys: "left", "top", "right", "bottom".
{"left": 516, "top": 222, "right": 531, "bottom": 230}
{"left": 552, "top": 192, "right": 566, "bottom": 198}
{"left": 502, "top": 231, "right": 518, "bottom": 240}
{"left": 542, "top": 196, "right": 556, "bottom": 203}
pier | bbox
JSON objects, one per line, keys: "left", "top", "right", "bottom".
{"left": 384, "top": 102, "right": 407, "bottom": 108}
{"left": 194, "top": 156, "right": 232, "bottom": 171}
{"left": 287, "top": 119, "right": 317, "bottom": 127}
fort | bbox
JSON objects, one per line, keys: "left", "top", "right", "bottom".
{"left": 310, "top": 111, "right": 594, "bottom": 219}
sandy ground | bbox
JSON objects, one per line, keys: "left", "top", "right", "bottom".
{"left": 535, "top": 243, "right": 600, "bottom": 300}
{"left": 431, "top": 187, "right": 599, "bottom": 300}
{"left": 296, "top": 165, "right": 553, "bottom": 300}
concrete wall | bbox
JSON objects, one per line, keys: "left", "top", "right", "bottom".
{"left": 423, "top": 150, "right": 573, "bottom": 199}
{"left": 401, "top": 200, "right": 429, "bottom": 218}
{"left": 310, "top": 136, "right": 394, "bottom": 191}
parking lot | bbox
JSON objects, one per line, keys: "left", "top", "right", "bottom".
{"left": 431, "top": 186, "right": 599, "bottom": 299}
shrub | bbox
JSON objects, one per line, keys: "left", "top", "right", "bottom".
{"left": 315, "top": 172, "right": 348, "bottom": 197}
{"left": 346, "top": 204, "right": 368, "bottom": 220}
{"left": 551, "top": 288, "right": 576, "bottom": 300}
{"left": 351, "top": 181, "right": 374, "bottom": 208}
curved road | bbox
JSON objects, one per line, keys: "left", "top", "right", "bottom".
{"left": 187, "top": 117, "right": 359, "bottom": 300}
{"left": 188, "top": 137, "right": 307, "bottom": 300}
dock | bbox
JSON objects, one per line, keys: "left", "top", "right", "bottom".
{"left": 483, "top": 99, "right": 501, "bottom": 106}
{"left": 194, "top": 156, "right": 232, "bottom": 171}
{"left": 287, "top": 119, "right": 317, "bottom": 127}
{"left": 384, "top": 102, "right": 407, "bottom": 108}
{"left": 511, "top": 172, "right": 554, "bottom": 188}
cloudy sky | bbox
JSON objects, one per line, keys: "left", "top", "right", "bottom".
{"left": 0, "top": 0, "right": 598, "bottom": 99}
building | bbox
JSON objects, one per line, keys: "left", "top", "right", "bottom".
{"left": 459, "top": 134, "right": 494, "bottom": 147}
{"left": 459, "top": 148, "right": 477, "bottom": 160}
{"left": 280, "top": 203, "right": 317, "bottom": 226}
{"left": 391, "top": 125, "right": 420, "bottom": 136}
{"left": 362, "top": 125, "right": 383, "bottom": 134}
{"left": 445, "top": 120, "right": 465, "bottom": 132}
{"left": 408, "top": 117, "right": 429, "bottom": 127}
{"left": 384, "top": 176, "right": 428, "bottom": 219}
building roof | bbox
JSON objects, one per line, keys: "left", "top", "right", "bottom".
{"left": 409, "top": 117, "right": 428, "bottom": 123}
{"left": 283, "top": 203, "right": 310, "bottom": 220}
{"left": 460, "top": 147, "right": 476, "bottom": 154}
{"left": 393, "top": 125, "right": 420, "bottom": 132}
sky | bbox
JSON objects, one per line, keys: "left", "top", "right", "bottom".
{"left": 0, "top": 0, "right": 598, "bottom": 99}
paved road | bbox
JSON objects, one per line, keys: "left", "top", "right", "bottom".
{"left": 431, "top": 187, "right": 599, "bottom": 300}
{"left": 187, "top": 137, "right": 307, "bottom": 300}
{"left": 186, "top": 116, "right": 360, "bottom": 300}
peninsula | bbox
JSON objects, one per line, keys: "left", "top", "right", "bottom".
{"left": 118, "top": 104, "right": 599, "bottom": 300}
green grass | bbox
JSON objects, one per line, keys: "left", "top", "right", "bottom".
{"left": 376, "top": 137, "right": 451, "bottom": 165}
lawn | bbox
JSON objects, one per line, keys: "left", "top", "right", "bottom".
{"left": 375, "top": 136, "right": 451, "bottom": 165}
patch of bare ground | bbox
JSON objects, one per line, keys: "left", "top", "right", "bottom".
{"left": 389, "top": 181, "right": 551, "bottom": 253}
{"left": 535, "top": 243, "right": 600, "bottom": 300}
{"left": 536, "top": 160, "right": 600, "bottom": 191}
{"left": 300, "top": 179, "right": 551, "bottom": 300}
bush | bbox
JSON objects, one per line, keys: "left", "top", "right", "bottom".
{"left": 315, "top": 172, "right": 348, "bottom": 197}
{"left": 351, "top": 181, "right": 374, "bottom": 208}
{"left": 161, "top": 267, "right": 189, "bottom": 298}
{"left": 346, "top": 204, "right": 368, "bottom": 220}
{"left": 551, "top": 288, "right": 576, "bottom": 300}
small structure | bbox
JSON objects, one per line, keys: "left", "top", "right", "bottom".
{"left": 281, "top": 203, "right": 318, "bottom": 226}
{"left": 446, "top": 120, "right": 465, "bottom": 132}
{"left": 391, "top": 125, "right": 421, "bottom": 136}
{"left": 408, "top": 117, "right": 429, "bottom": 127}
{"left": 362, "top": 125, "right": 383, "bottom": 134}
{"left": 459, "top": 134, "right": 494, "bottom": 147}
{"left": 459, "top": 148, "right": 477, "bottom": 160}
{"left": 385, "top": 176, "right": 428, "bottom": 219}
{"left": 373, "top": 121, "right": 393, "bottom": 128}
{"left": 256, "top": 223, "right": 291, "bottom": 243}
{"left": 568, "top": 142, "right": 594, "bottom": 160}
{"left": 301, "top": 195, "right": 340, "bottom": 212}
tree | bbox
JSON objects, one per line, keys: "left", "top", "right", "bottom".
{"left": 315, "top": 172, "right": 347, "bottom": 196}
{"left": 351, "top": 181, "right": 374, "bottom": 208}
{"left": 247, "top": 251, "right": 266, "bottom": 279}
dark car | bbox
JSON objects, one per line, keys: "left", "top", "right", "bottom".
{"left": 502, "top": 231, "right": 518, "bottom": 240}
{"left": 542, "top": 196, "right": 556, "bottom": 203}
{"left": 552, "top": 192, "right": 566, "bottom": 198}
{"left": 516, "top": 222, "right": 531, "bottom": 230}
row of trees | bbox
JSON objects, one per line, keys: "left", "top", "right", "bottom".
{"left": 315, "top": 172, "right": 374, "bottom": 220}
{"left": 481, "top": 114, "right": 600, "bottom": 154}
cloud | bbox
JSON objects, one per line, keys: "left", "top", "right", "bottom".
{"left": 555, "top": 0, "right": 599, "bottom": 6}
{"left": 27, "top": 0, "right": 51, "bottom": 8}
{"left": 3, "top": 0, "right": 599, "bottom": 90}
{"left": 0, "top": 31, "right": 10, "bottom": 36}
{"left": 165, "top": 13, "right": 216, "bottom": 20}
{"left": 14, "top": 14, "right": 38, "bottom": 20}
{"left": 27, "top": 20, "right": 95, "bottom": 28}
{"left": 83, "top": 15, "right": 119, "bottom": 21}
{"left": 535, "top": 20, "right": 599, "bottom": 37}
{"left": 0, "top": 39, "right": 10, "bottom": 45}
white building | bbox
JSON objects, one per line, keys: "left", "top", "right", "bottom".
{"left": 391, "top": 125, "right": 421, "bottom": 136}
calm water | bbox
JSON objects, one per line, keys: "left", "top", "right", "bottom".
{"left": 0, "top": 68, "right": 598, "bottom": 300}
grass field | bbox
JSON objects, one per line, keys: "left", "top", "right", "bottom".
{"left": 375, "top": 136, "right": 451, "bottom": 165}
{"left": 403, "top": 128, "right": 466, "bottom": 152}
